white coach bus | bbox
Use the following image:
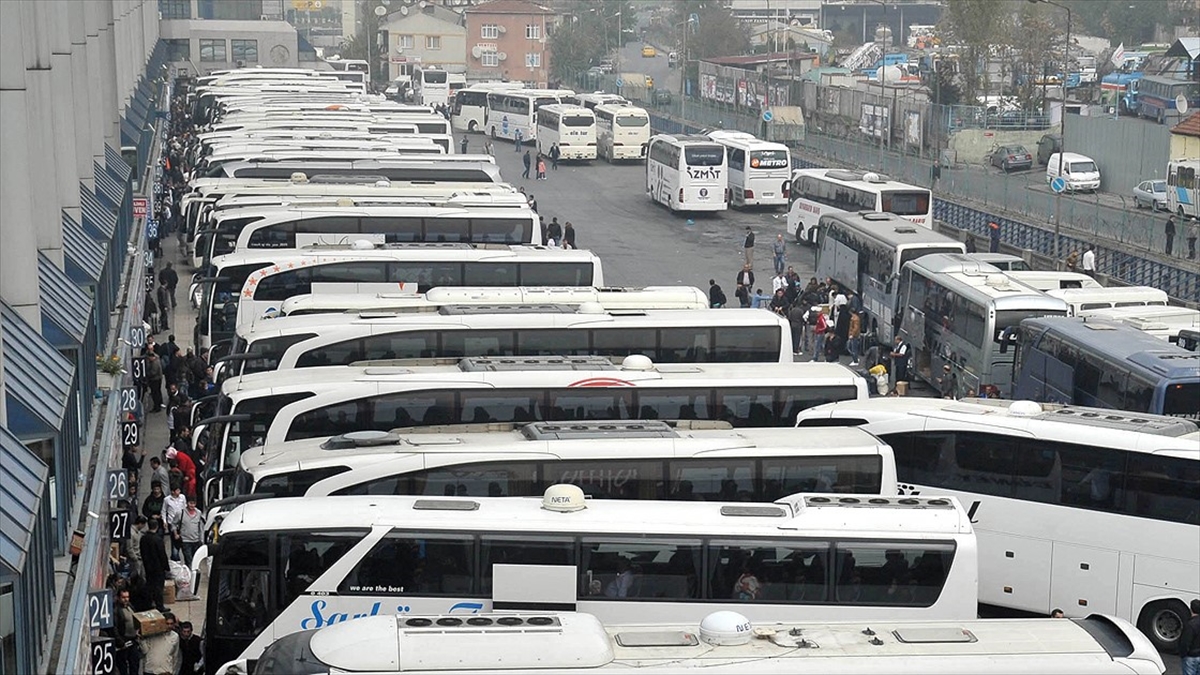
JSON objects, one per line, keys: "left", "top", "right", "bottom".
{"left": 244, "top": 611, "right": 1164, "bottom": 675}
{"left": 485, "top": 89, "right": 575, "bottom": 145}
{"left": 266, "top": 285, "right": 710, "bottom": 321}
{"left": 226, "top": 421, "right": 897, "bottom": 504}
{"left": 450, "top": 82, "right": 526, "bottom": 133}
{"left": 216, "top": 306, "right": 794, "bottom": 381}
{"left": 706, "top": 130, "right": 791, "bottom": 209}
{"left": 594, "top": 103, "right": 650, "bottom": 162}
{"left": 788, "top": 168, "right": 933, "bottom": 244}
{"left": 535, "top": 104, "right": 597, "bottom": 160}
{"left": 646, "top": 135, "right": 728, "bottom": 213}
{"left": 204, "top": 490, "right": 978, "bottom": 671}
{"left": 194, "top": 358, "right": 869, "bottom": 501}
{"left": 796, "top": 396, "right": 1200, "bottom": 652}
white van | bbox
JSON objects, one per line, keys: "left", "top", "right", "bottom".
{"left": 1045, "top": 152, "right": 1100, "bottom": 192}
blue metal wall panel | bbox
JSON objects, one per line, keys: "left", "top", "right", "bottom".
{"left": 62, "top": 211, "right": 105, "bottom": 283}
{"left": 37, "top": 254, "right": 91, "bottom": 346}
{"left": 79, "top": 184, "right": 116, "bottom": 240}
{"left": 0, "top": 305, "right": 72, "bottom": 433}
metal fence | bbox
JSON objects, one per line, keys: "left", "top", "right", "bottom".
{"left": 1065, "top": 114, "right": 1172, "bottom": 193}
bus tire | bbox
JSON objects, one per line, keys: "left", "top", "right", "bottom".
{"left": 1137, "top": 599, "right": 1188, "bottom": 653}
{"left": 468, "top": 120, "right": 478, "bottom": 133}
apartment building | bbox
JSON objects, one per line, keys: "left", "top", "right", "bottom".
{"left": 463, "top": 0, "right": 556, "bottom": 87}
{"left": 382, "top": 3, "right": 468, "bottom": 82}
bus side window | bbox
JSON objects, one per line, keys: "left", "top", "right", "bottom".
{"left": 1123, "top": 455, "right": 1200, "bottom": 526}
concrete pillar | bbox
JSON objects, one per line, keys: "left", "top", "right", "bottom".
{"left": 99, "top": 0, "right": 121, "bottom": 152}
{"left": 112, "top": 0, "right": 128, "bottom": 107}
{"left": 50, "top": 0, "right": 80, "bottom": 261}
{"left": 0, "top": 0, "right": 42, "bottom": 328}
{"left": 21, "top": 1, "right": 64, "bottom": 269}
{"left": 69, "top": 2, "right": 94, "bottom": 192}
{"left": 84, "top": 1, "right": 105, "bottom": 179}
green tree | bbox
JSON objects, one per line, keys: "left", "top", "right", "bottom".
{"left": 547, "top": 0, "right": 635, "bottom": 84}
{"left": 1063, "top": 0, "right": 1160, "bottom": 46}
{"left": 667, "top": 1, "right": 750, "bottom": 96}
{"left": 939, "top": 0, "right": 1016, "bottom": 105}
{"left": 1009, "top": 3, "right": 1064, "bottom": 110}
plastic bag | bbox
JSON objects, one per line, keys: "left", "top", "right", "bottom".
{"left": 169, "top": 559, "right": 194, "bottom": 599}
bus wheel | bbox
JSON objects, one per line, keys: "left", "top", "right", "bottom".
{"left": 468, "top": 120, "right": 478, "bottom": 133}
{"left": 1137, "top": 599, "right": 1188, "bottom": 652}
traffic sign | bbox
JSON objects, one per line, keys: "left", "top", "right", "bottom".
{"left": 616, "top": 78, "right": 625, "bottom": 88}
{"left": 1050, "top": 176, "right": 1067, "bottom": 193}
{"left": 762, "top": 110, "right": 773, "bottom": 122}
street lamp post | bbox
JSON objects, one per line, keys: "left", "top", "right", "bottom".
{"left": 867, "top": 0, "right": 887, "bottom": 170}
{"left": 1029, "top": 0, "right": 1071, "bottom": 263}
{"left": 678, "top": 14, "right": 697, "bottom": 121}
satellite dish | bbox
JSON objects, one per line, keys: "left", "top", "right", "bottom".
{"left": 399, "top": 5, "right": 408, "bottom": 14}
{"left": 373, "top": 5, "right": 386, "bottom": 16}
{"left": 1177, "top": 93, "right": 1189, "bottom": 115}
{"left": 396, "top": 43, "right": 406, "bottom": 54}
{"left": 418, "top": 0, "right": 427, "bottom": 6}
{"left": 471, "top": 45, "right": 482, "bottom": 59}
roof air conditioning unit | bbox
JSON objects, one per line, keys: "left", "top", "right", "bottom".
{"left": 498, "top": 52, "right": 507, "bottom": 61}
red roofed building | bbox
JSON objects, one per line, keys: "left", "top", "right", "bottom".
{"left": 1171, "top": 111, "right": 1200, "bottom": 159}
{"left": 463, "top": 0, "right": 556, "bottom": 87}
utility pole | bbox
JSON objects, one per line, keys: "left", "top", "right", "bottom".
{"left": 868, "top": 0, "right": 887, "bottom": 170}
{"left": 1029, "top": 0, "right": 1070, "bottom": 263}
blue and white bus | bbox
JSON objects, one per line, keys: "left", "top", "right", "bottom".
{"left": 1013, "top": 316, "right": 1200, "bottom": 419}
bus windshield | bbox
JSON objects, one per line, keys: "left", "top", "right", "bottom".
{"left": 1164, "top": 383, "right": 1200, "bottom": 418}
{"left": 897, "top": 246, "right": 963, "bottom": 271}
{"left": 562, "top": 115, "right": 593, "bottom": 127}
{"left": 749, "top": 150, "right": 789, "bottom": 169}
{"left": 616, "top": 115, "right": 648, "bottom": 127}
{"left": 685, "top": 147, "right": 724, "bottom": 166}
{"left": 423, "top": 71, "right": 447, "bottom": 84}
{"left": 881, "top": 190, "right": 931, "bottom": 216}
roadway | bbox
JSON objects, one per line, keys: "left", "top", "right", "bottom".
{"left": 468, "top": 126, "right": 802, "bottom": 294}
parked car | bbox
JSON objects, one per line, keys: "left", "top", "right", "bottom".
{"left": 1036, "top": 133, "right": 1062, "bottom": 165}
{"left": 642, "top": 45, "right": 657, "bottom": 58}
{"left": 989, "top": 144, "right": 1033, "bottom": 172}
{"left": 668, "top": 52, "right": 678, "bottom": 68}
{"left": 1133, "top": 179, "right": 1168, "bottom": 210}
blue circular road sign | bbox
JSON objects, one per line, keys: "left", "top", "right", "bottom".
{"left": 762, "top": 110, "right": 773, "bottom": 122}
{"left": 1050, "top": 176, "right": 1067, "bottom": 193}
{"left": 616, "top": 78, "right": 624, "bottom": 88}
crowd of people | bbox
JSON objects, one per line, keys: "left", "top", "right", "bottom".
{"left": 105, "top": 81, "right": 210, "bottom": 675}
{"left": 708, "top": 229, "right": 869, "bottom": 368}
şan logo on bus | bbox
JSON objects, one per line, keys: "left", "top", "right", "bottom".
{"left": 568, "top": 377, "right": 637, "bottom": 387}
